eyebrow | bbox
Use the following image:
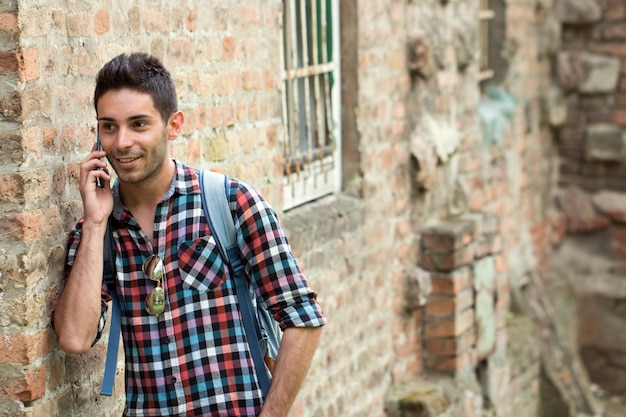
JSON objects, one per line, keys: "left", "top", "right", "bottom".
{"left": 98, "top": 114, "right": 154, "bottom": 122}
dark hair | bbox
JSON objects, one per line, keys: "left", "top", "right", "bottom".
{"left": 94, "top": 53, "right": 178, "bottom": 123}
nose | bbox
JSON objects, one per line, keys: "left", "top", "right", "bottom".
{"left": 115, "top": 126, "right": 133, "bottom": 150}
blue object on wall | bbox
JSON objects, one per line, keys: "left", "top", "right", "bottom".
{"left": 478, "top": 86, "right": 517, "bottom": 145}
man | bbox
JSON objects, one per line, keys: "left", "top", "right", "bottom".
{"left": 53, "top": 53, "right": 326, "bottom": 417}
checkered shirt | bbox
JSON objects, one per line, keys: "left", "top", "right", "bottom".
{"left": 63, "top": 160, "right": 326, "bottom": 416}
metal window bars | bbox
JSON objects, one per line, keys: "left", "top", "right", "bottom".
{"left": 282, "top": 0, "right": 335, "bottom": 183}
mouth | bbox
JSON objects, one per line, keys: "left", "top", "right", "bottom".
{"left": 115, "top": 156, "right": 140, "bottom": 167}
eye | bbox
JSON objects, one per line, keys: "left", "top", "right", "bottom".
{"left": 101, "top": 122, "right": 117, "bottom": 132}
{"left": 133, "top": 120, "right": 148, "bottom": 129}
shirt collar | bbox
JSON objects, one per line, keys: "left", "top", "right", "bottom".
{"left": 111, "top": 159, "right": 198, "bottom": 221}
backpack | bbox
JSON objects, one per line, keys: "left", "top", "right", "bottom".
{"left": 100, "top": 171, "right": 280, "bottom": 397}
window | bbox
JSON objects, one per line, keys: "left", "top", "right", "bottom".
{"left": 281, "top": 0, "right": 341, "bottom": 210}
{"left": 479, "top": 0, "right": 508, "bottom": 86}
{"left": 479, "top": 0, "right": 495, "bottom": 82}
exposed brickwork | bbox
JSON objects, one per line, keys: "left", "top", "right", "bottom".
{"left": 1, "top": 0, "right": 612, "bottom": 416}
{"left": 419, "top": 213, "right": 504, "bottom": 375}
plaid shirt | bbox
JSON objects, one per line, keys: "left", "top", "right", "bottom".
{"left": 63, "top": 161, "right": 326, "bottom": 416}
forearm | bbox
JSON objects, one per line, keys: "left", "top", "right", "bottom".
{"left": 54, "top": 223, "right": 107, "bottom": 354}
{"left": 259, "top": 326, "right": 323, "bottom": 417}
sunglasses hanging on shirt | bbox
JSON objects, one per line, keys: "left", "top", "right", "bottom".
{"left": 142, "top": 254, "right": 166, "bottom": 316}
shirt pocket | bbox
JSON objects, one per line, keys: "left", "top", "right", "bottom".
{"left": 177, "top": 236, "right": 227, "bottom": 292}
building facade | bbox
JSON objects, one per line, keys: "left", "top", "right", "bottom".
{"left": 1, "top": 0, "right": 625, "bottom": 416}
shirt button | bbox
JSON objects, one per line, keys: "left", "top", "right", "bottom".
{"left": 171, "top": 377, "right": 177, "bottom": 383}
{"left": 164, "top": 337, "right": 171, "bottom": 344}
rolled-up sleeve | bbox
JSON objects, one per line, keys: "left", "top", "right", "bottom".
{"left": 231, "top": 180, "right": 326, "bottom": 330}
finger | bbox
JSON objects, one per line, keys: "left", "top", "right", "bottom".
{"left": 82, "top": 146, "right": 107, "bottom": 161}
{"left": 80, "top": 155, "right": 107, "bottom": 173}
{"left": 94, "top": 168, "right": 112, "bottom": 186}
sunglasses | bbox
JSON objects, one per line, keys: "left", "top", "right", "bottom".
{"left": 142, "top": 254, "right": 166, "bottom": 316}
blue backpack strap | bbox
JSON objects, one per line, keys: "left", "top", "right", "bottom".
{"left": 199, "top": 170, "right": 271, "bottom": 398}
{"left": 101, "top": 217, "right": 120, "bottom": 396}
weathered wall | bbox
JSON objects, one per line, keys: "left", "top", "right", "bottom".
{"left": 0, "top": 2, "right": 287, "bottom": 416}
{"left": 546, "top": 0, "right": 626, "bottom": 403}
{"left": 2, "top": 0, "right": 618, "bottom": 416}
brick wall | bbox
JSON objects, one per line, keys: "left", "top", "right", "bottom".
{"left": 0, "top": 0, "right": 586, "bottom": 416}
{"left": 1, "top": 2, "right": 287, "bottom": 416}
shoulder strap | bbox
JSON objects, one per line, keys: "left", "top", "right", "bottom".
{"left": 199, "top": 170, "right": 271, "bottom": 397}
{"left": 101, "top": 217, "right": 121, "bottom": 396}
{"left": 199, "top": 171, "right": 236, "bottom": 261}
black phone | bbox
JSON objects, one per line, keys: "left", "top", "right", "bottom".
{"left": 96, "top": 128, "right": 103, "bottom": 188}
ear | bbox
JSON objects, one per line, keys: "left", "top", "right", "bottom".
{"left": 167, "top": 111, "right": 185, "bottom": 141}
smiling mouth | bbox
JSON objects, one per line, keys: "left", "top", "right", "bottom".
{"left": 117, "top": 157, "right": 139, "bottom": 163}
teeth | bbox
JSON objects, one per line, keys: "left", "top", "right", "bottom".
{"left": 119, "top": 157, "right": 136, "bottom": 163}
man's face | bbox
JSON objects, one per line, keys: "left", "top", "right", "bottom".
{"left": 96, "top": 88, "right": 170, "bottom": 185}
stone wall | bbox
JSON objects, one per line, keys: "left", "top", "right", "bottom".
{"left": 547, "top": 0, "right": 626, "bottom": 402}
{"left": 1, "top": 0, "right": 619, "bottom": 416}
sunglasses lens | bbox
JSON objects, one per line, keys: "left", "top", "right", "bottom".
{"left": 146, "top": 287, "right": 166, "bottom": 316}
{"left": 143, "top": 255, "right": 164, "bottom": 281}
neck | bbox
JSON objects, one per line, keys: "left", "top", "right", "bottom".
{"left": 119, "top": 159, "right": 176, "bottom": 210}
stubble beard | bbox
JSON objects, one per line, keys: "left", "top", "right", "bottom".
{"left": 109, "top": 129, "right": 170, "bottom": 186}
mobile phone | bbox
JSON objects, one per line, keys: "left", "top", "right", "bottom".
{"left": 96, "top": 128, "right": 103, "bottom": 188}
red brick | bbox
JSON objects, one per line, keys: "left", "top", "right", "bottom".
{"left": 423, "top": 308, "right": 475, "bottom": 338}
{"left": 17, "top": 48, "right": 39, "bottom": 82}
{"left": 186, "top": 6, "right": 197, "bottom": 31}
{"left": 0, "top": 50, "right": 19, "bottom": 74}
{"left": 421, "top": 244, "right": 476, "bottom": 272}
{"left": 94, "top": 8, "right": 110, "bottom": 35}
{"left": 241, "top": 6, "right": 262, "bottom": 27}
{"left": 208, "top": 103, "right": 221, "bottom": 128}
{"left": 3, "top": 210, "right": 43, "bottom": 243}
{"left": 1, "top": 365, "right": 47, "bottom": 402}
{"left": 0, "top": 13, "right": 19, "bottom": 36}
{"left": 0, "top": 329, "right": 52, "bottom": 365}
{"left": 421, "top": 220, "right": 476, "bottom": 252}
{"left": 430, "top": 267, "right": 474, "bottom": 295}
{"left": 236, "top": 100, "right": 247, "bottom": 122}
{"left": 423, "top": 350, "right": 476, "bottom": 373}
{"left": 424, "top": 329, "right": 476, "bottom": 357}
{"left": 222, "top": 37, "right": 236, "bottom": 61}
{"left": 424, "top": 289, "right": 474, "bottom": 318}
{"left": 221, "top": 102, "right": 234, "bottom": 127}
{"left": 264, "top": 66, "right": 276, "bottom": 89}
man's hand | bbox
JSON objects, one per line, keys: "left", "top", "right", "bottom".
{"left": 79, "top": 144, "right": 113, "bottom": 226}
